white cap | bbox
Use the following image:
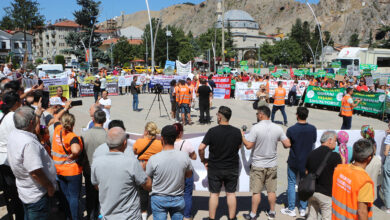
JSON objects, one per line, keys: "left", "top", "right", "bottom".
{"left": 49, "top": 97, "right": 64, "bottom": 106}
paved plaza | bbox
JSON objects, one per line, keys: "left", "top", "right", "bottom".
{"left": 1, "top": 93, "right": 388, "bottom": 219}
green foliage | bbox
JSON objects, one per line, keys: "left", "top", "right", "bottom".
{"left": 55, "top": 55, "right": 65, "bottom": 68}
{"left": 26, "top": 62, "right": 35, "bottom": 70}
{"left": 366, "top": 29, "right": 373, "bottom": 47}
{"left": 113, "top": 37, "right": 142, "bottom": 65}
{"left": 273, "top": 39, "right": 302, "bottom": 65}
{"left": 349, "top": 33, "right": 360, "bottom": 47}
{"left": 35, "top": 58, "right": 43, "bottom": 64}
{"left": 4, "top": 0, "right": 45, "bottom": 33}
{"left": 375, "top": 25, "right": 390, "bottom": 48}
{"left": 260, "top": 41, "right": 274, "bottom": 65}
{"left": 0, "top": 15, "right": 15, "bottom": 30}
{"left": 73, "top": 0, "right": 100, "bottom": 28}
{"left": 324, "top": 31, "right": 334, "bottom": 47}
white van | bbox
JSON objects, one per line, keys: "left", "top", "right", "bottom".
{"left": 36, "top": 64, "right": 67, "bottom": 78}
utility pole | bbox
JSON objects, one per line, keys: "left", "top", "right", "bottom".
{"left": 110, "top": 43, "right": 114, "bottom": 68}
{"left": 145, "top": 0, "right": 154, "bottom": 73}
{"left": 145, "top": 37, "right": 148, "bottom": 66}
{"left": 208, "top": 49, "right": 211, "bottom": 73}
{"left": 221, "top": 0, "right": 225, "bottom": 67}
{"left": 166, "top": 26, "right": 171, "bottom": 60}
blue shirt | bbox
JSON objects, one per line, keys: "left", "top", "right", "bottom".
{"left": 286, "top": 122, "right": 317, "bottom": 174}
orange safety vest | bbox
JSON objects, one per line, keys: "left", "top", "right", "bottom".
{"left": 178, "top": 85, "right": 192, "bottom": 105}
{"left": 174, "top": 86, "right": 180, "bottom": 102}
{"left": 341, "top": 94, "right": 353, "bottom": 117}
{"left": 273, "top": 87, "right": 286, "bottom": 105}
{"left": 51, "top": 124, "right": 83, "bottom": 176}
{"left": 332, "top": 164, "right": 374, "bottom": 220}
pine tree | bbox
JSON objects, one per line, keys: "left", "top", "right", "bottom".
{"left": 349, "top": 33, "right": 360, "bottom": 47}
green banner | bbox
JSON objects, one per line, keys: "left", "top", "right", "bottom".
{"left": 332, "top": 61, "right": 341, "bottom": 68}
{"left": 362, "top": 68, "right": 372, "bottom": 77}
{"left": 223, "top": 67, "right": 231, "bottom": 73}
{"left": 315, "top": 70, "right": 326, "bottom": 78}
{"left": 352, "top": 91, "right": 386, "bottom": 114}
{"left": 240, "top": 65, "right": 249, "bottom": 71}
{"left": 326, "top": 73, "right": 335, "bottom": 79}
{"left": 240, "top": 61, "right": 248, "bottom": 66}
{"left": 338, "top": 69, "right": 346, "bottom": 75}
{"left": 217, "top": 69, "right": 223, "bottom": 74}
{"left": 294, "top": 69, "right": 304, "bottom": 76}
{"left": 269, "top": 65, "right": 275, "bottom": 71}
{"left": 360, "top": 64, "right": 377, "bottom": 71}
{"left": 304, "top": 86, "right": 345, "bottom": 106}
{"left": 254, "top": 68, "right": 261, "bottom": 74}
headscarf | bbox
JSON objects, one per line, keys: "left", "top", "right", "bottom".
{"left": 337, "top": 131, "right": 349, "bottom": 164}
{"left": 361, "top": 125, "right": 375, "bottom": 139}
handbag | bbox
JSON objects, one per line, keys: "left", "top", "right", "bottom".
{"left": 60, "top": 130, "right": 85, "bottom": 166}
{"left": 298, "top": 151, "right": 332, "bottom": 201}
{"left": 252, "top": 99, "right": 259, "bottom": 110}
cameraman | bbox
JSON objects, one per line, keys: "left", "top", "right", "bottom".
{"left": 130, "top": 76, "right": 141, "bottom": 111}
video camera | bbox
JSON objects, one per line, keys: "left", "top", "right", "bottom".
{"left": 155, "top": 83, "right": 164, "bottom": 94}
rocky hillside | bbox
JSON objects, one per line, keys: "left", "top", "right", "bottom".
{"left": 104, "top": 0, "right": 390, "bottom": 45}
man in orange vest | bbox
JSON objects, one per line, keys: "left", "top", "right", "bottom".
{"left": 178, "top": 80, "right": 192, "bottom": 125}
{"left": 340, "top": 87, "right": 361, "bottom": 130}
{"left": 271, "top": 81, "right": 288, "bottom": 126}
{"left": 332, "top": 139, "right": 375, "bottom": 220}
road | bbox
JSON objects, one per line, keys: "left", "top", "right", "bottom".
{"left": 1, "top": 93, "right": 388, "bottom": 219}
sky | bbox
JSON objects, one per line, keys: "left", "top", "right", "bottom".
{"left": 0, "top": 0, "right": 320, "bottom": 23}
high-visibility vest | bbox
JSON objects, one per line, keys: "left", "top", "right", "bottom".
{"left": 341, "top": 94, "right": 353, "bottom": 117}
{"left": 332, "top": 164, "right": 374, "bottom": 220}
{"left": 178, "top": 85, "right": 192, "bottom": 105}
{"left": 273, "top": 87, "right": 286, "bottom": 105}
{"left": 174, "top": 86, "right": 179, "bottom": 102}
{"left": 51, "top": 124, "right": 83, "bottom": 176}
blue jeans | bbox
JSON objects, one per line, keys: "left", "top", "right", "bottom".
{"left": 184, "top": 176, "right": 194, "bottom": 218}
{"left": 132, "top": 93, "right": 139, "bottom": 111}
{"left": 151, "top": 195, "right": 185, "bottom": 220}
{"left": 271, "top": 105, "right": 288, "bottom": 124}
{"left": 23, "top": 194, "right": 49, "bottom": 220}
{"left": 341, "top": 116, "right": 352, "bottom": 130}
{"left": 58, "top": 174, "right": 82, "bottom": 220}
{"left": 287, "top": 167, "right": 307, "bottom": 211}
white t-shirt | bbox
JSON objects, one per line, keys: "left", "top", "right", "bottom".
{"left": 99, "top": 98, "right": 112, "bottom": 119}
{"left": 100, "top": 78, "right": 107, "bottom": 89}
{"left": 174, "top": 139, "right": 195, "bottom": 155}
{"left": 0, "top": 112, "right": 16, "bottom": 165}
{"left": 68, "top": 78, "right": 75, "bottom": 87}
{"left": 4, "top": 66, "right": 12, "bottom": 80}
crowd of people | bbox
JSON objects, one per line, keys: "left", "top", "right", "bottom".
{"left": 1, "top": 64, "right": 390, "bottom": 220}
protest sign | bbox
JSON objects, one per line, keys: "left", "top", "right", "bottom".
{"left": 360, "top": 64, "right": 378, "bottom": 71}
{"left": 352, "top": 91, "right": 386, "bottom": 114}
{"left": 150, "top": 75, "right": 186, "bottom": 90}
{"left": 48, "top": 85, "right": 69, "bottom": 99}
{"left": 235, "top": 82, "right": 266, "bottom": 100}
{"left": 164, "top": 60, "right": 175, "bottom": 75}
{"left": 176, "top": 61, "right": 191, "bottom": 76}
{"left": 268, "top": 80, "right": 308, "bottom": 98}
{"left": 331, "top": 61, "right": 341, "bottom": 68}
{"left": 212, "top": 76, "right": 231, "bottom": 99}
{"left": 304, "top": 86, "right": 345, "bottom": 106}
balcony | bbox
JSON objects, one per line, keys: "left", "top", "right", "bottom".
{"left": 51, "top": 31, "right": 56, "bottom": 36}
{"left": 51, "top": 39, "right": 56, "bottom": 44}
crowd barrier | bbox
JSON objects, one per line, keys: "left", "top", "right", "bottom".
{"left": 126, "top": 130, "right": 387, "bottom": 192}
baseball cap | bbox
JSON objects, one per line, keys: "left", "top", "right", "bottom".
{"left": 49, "top": 97, "right": 64, "bottom": 106}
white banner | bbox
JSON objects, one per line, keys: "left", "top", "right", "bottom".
{"left": 268, "top": 80, "right": 308, "bottom": 97}
{"left": 126, "top": 130, "right": 386, "bottom": 192}
{"left": 176, "top": 61, "right": 192, "bottom": 76}
{"left": 118, "top": 74, "right": 145, "bottom": 87}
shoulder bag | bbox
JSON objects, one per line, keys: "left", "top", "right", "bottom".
{"left": 137, "top": 138, "right": 155, "bottom": 160}
{"left": 298, "top": 151, "right": 332, "bottom": 201}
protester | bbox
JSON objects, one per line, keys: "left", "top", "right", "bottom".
{"left": 131, "top": 76, "right": 141, "bottom": 111}
{"left": 93, "top": 77, "right": 101, "bottom": 103}
{"left": 99, "top": 90, "right": 112, "bottom": 120}
{"left": 382, "top": 134, "right": 390, "bottom": 214}
{"left": 42, "top": 97, "right": 64, "bottom": 126}
{"left": 287, "top": 80, "right": 298, "bottom": 106}
{"left": 255, "top": 84, "right": 269, "bottom": 108}
{"left": 133, "top": 122, "right": 163, "bottom": 220}
{"left": 51, "top": 112, "right": 83, "bottom": 220}
{"left": 173, "top": 123, "right": 196, "bottom": 220}
{"left": 208, "top": 75, "right": 216, "bottom": 93}
{"left": 281, "top": 107, "right": 316, "bottom": 218}
{"left": 198, "top": 106, "right": 242, "bottom": 220}
{"left": 177, "top": 80, "right": 192, "bottom": 125}
{"left": 56, "top": 86, "right": 67, "bottom": 102}
{"left": 242, "top": 106, "right": 291, "bottom": 219}
{"left": 334, "top": 131, "right": 353, "bottom": 164}
{"left": 68, "top": 75, "right": 75, "bottom": 99}
{"left": 305, "top": 131, "right": 342, "bottom": 220}
{"left": 100, "top": 75, "right": 107, "bottom": 94}
{"left": 92, "top": 127, "right": 152, "bottom": 219}
{"left": 81, "top": 110, "right": 107, "bottom": 220}
{"left": 271, "top": 81, "right": 288, "bottom": 126}
{"left": 7, "top": 106, "right": 57, "bottom": 220}
{"left": 356, "top": 79, "right": 369, "bottom": 92}
{"left": 197, "top": 78, "right": 212, "bottom": 124}
{"left": 169, "top": 80, "right": 177, "bottom": 120}
{"left": 231, "top": 76, "right": 236, "bottom": 99}
{"left": 146, "top": 125, "right": 193, "bottom": 220}
{"left": 332, "top": 139, "right": 374, "bottom": 220}
{"left": 340, "top": 87, "right": 361, "bottom": 130}
{"left": 0, "top": 92, "right": 23, "bottom": 219}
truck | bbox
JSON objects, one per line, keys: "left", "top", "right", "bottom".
{"left": 36, "top": 64, "right": 67, "bottom": 78}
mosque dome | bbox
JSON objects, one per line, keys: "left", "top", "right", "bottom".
{"left": 216, "top": 10, "right": 259, "bottom": 30}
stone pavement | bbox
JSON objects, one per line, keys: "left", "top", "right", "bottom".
{"left": 1, "top": 93, "right": 388, "bottom": 219}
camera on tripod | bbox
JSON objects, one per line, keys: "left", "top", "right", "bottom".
{"left": 155, "top": 83, "right": 164, "bottom": 94}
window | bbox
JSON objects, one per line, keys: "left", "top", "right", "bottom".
{"left": 14, "top": 42, "right": 19, "bottom": 49}
{"left": 59, "top": 43, "right": 65, "bottom": 47}
{"left": 1, "top": 42, "right": 5, "bottom": 49}
{"left": 378, "top": 57, "right": 390, "bottom": 67}
{"left": 59, "top": 35, "right": 64, "bottom": 39}
{"left": 22, "top": 42, "right": 26, "bottom": 49}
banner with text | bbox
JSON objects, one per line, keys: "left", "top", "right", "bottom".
{"left": 352, "top": 91, "right": 386, "bottom": 114}
{"left": 79, "top": 82, "right": 119, "bottom": 96}
{"left": 212, "top": 76, "right": 231, "bottom": 99}
{"left": 150, "top": 75, "right": 186, "bottom": 90}
{"left": 304, "top": 86, "right": 344, "bottom": 106}
{"left": 176, "top": 61, "right": 192, "bottom": 76}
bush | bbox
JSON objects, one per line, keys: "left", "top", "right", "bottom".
{"left": 54, "top": 55, "right": 65, "bottom": 68}
{"left": 35, "top": 58, "right": 43, "bottom": 65}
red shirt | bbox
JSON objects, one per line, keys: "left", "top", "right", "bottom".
{"left": 356, "top": 85, "right": 369, "bottom": 92}
{"left": 241, "top": 75, "right": 250, "bottom": 82}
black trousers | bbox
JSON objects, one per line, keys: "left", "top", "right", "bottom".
{"left": 83, "top": 168, "right": 99, "bottom": 220}
{"left": 139, "top": 186, "right": 149, "bottom": 212}
{"left": 0, "top": 165, "right": 24, "bottom": 220}
{"left": 199, "top": 102, "right": 210, "bottom": 123}
{"left": 288, "top": 91, "right": 297, "bottom": 106}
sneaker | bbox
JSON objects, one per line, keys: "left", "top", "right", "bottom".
{"left": 299, "top": 209, "right": 306, "bottom": 217}
{"left": 280, "top": 208, "right": 296, "bottom": 217}
{"left": 242, "top": 213, "right": 256, "bottom": 220}
{"left": 266, "top": 211, "right": 276, "bottom": 219}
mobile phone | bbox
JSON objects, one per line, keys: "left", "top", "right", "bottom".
{"left": 41, "top": 91, "right": 50, "bottom": 109}
{"left": 70, "top": 100, "right": 83, "bottom": 106}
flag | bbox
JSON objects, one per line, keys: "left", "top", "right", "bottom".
{"left": 290, "top": 67, "right": 294, "bottom": 78}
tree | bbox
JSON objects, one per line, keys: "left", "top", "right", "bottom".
{"left": 324, "top": 31, "right": 334, "bottom": 47}
{"left": 375, "top": 25, "right": 390, "bottom": 48}
{"left": 55, "top": 55, "right": 65, "bottom": 68}
{"left": 35, "top": 58, "right": 43, "bottom": 64}
{"left": 260, "top": 41, "right": 274, "bottom": 65}
{"left": 273, "top": 39, "right": 302, "bottom": 65}
{"left": 4, "top": 0, "right": 44, "bottom": 65}
{"left": 112, "top": 37, "right": 142, "bottom": 65}
{"left": 0, "top": 15, "right": 15, "bottom": 30}
{"left": 366, "top": 29, "right": 373, "bottom": 47}
{"left": 349, "top": 33, "right": 360, "bottom": 47}
{"left": 301, "top": 21, "right": 312, "bottom": 63}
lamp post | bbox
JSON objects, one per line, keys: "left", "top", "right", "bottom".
{"left": 145, "top": 0, "right": 155, "bottom": 74}
{"left": 221, "top": 0, "right": 225, "bottom": 67}
{"left": 166, "top": 27, "right": 171, "bottom": 60}
{"left": 306, "top": 1, "right": 324, "bottom": 69}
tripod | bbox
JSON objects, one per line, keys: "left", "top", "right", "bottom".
{"left": 145, "top": 92, "right": 171, "bottom": 120}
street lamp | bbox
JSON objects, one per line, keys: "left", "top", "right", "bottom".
{"left": 306, "top": 0, "right": 324, "bottom": 69}
{"left": 166, "top": 27, "right": 172, "bottom": 60}
{"left": 145, "top": 0, "right": 155, "bottom": 73}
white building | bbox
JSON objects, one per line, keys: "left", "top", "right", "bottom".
{"left": 0, "top": 30, "right": 33, "bottom": 64}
